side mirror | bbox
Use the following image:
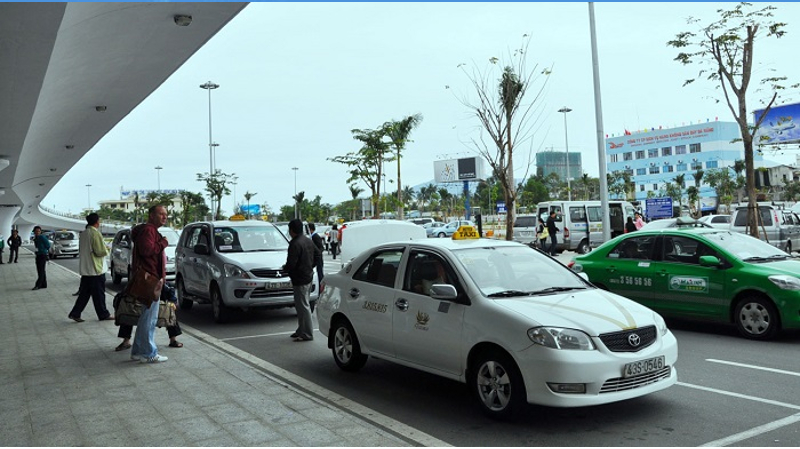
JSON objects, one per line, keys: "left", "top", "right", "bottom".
{"left": 194, "top": 243, "right": 210, "bottom": 256}
{"left": 118, "top": 241, "right": 130, "bottom": 249}
{"left": 429, "top": 284, "right": 470, "bottom": 305}
{"left": 698, "top": 255, "right": 720, "bottom": 267}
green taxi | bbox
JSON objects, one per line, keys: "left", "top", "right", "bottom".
{"left": 570, "top": 228, "right": 800, "bottom": 340}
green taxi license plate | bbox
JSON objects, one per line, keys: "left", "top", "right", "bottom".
{"left": 622, "top": 356, "right": 665, "bottom": 378}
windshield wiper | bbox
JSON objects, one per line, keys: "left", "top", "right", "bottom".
{"left": 487, "top": 290, "right": 534, "bottom": 298}
{"left": 742, "top": 255, "right": 787, "bottom": 262}
{"left": 528, "top": 286, "right": 586, "bottom": 295}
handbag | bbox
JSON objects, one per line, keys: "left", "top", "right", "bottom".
{"left": 156, "top": 301, "right": 177, "bottom": 328}
{"left": 113, "top": 291, "right": 142, "bottom": 326}
{"left": 127, "top": 268, "right": 164, "bottom": 308}
{"left": 540, "top": 227, "right": 550, "bottom": 240}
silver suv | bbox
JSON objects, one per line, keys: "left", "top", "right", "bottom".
{"left": 175, "top": 220, "right": 317, "bottom": 323}
{"left": 109, "top": 226, "right": 181, "bottom": 284}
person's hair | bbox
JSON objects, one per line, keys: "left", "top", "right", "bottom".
{"left": 332, "top": 224, "right": 338, "bottom": 230}
{"left": 148, "top": 205, "right": 162, "bottom": 216}
{"left": 538, "top": 218, "right": 544, "bottom": 223}
{"left": 288, "top": 219, "right": 303, "bottom": 234}
{"left": 11, "top": 229, "right": 17, "bottom": 234}
{"left": 627, "top": 216, "right": 634, "bottom": 222}
{"left": 33, "top": 226, "right": 41, "bottom": 232}
{"left": 308, "top": 222, "right": 316, "bottom": 232}
{"left": 86, "top": 213, "right": 100, "bottom": 226}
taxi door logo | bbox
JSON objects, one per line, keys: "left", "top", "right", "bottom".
{"left": 669, "top": 276, "right": 708, "bottom": 293}
{"left": 415, "top": 311, "right": 430, "bottom": 331}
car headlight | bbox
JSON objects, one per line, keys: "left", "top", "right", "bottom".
{"left": 223, "top": 263, "right": 250, "bottom": 279}
{"left": 653, "top": 312, "right": 669, "bottom": 337}
{"left": 768, "top": 275, "right": 800, "bottom": 290}
{"left": 528, "top": 327, "right": 596, "bottom": 350}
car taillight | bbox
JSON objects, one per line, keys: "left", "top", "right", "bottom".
{"left": 567, "top": 261, "right": 575, "bottom": 268}
{"left": 563, "top": 227, "right": 570, "bottom": 238}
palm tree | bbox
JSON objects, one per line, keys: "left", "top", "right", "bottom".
{"left": 243, "top": 191, "right": 257, "bottom": 219}
{"left": 581, "top": 173, "right": 591, "bottom": 200}
{"left": 349, "top": 184, "right": 363, "bottom": 220}
{"left": 402, "top": 185, "right": 416, "bottom": 211}
{"left": 292, "top": 191, "right": 305, "bottom": 220}
{"left": 383, "top": 114, "right": 423, "bottom": 220}
{"left": 674, "top": 174, "right": 686, "bottom": 212}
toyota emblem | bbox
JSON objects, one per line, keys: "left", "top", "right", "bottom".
{"left": 628, "top": 333, "right": 641, "bottom": 347}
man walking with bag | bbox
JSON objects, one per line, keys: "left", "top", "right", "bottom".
{"left": 130, "top": 205, "right": 169, "bottom": 363}
{"left": 68, "top": 213, "right": 113, "bottom": 322}
{"left": 284, "top": 219, "right": 315, "bottom": 342}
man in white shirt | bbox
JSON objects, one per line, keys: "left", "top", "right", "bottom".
{"left": 68, "top": 213, "right": 113, "bottom": 322}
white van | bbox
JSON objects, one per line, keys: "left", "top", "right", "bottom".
{"left": 730, "top": 204, "right": 800, "bottom": 253}
{"left": 536, "top": 200, "right": 636, "bottom": 254}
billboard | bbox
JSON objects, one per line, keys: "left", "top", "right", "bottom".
{"left": 753, "top": 102, "right": 800, "bottom": 145}
{"left": 240, "top": 204, "right": 261, "bottom": 215}
{"left": 433, "top": 157, "right": 485, "bottom": 183}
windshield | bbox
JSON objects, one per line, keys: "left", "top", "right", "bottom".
{"left": 160, "top": 229, "right": 181, "bottom": 246}
{"left": 452, "top": 245, "right": 588, "bottom": 297}
{"left": 54, "top": 232, "right": 76, "bottom": 241}
{"left": 213, "top": 225, "right": 289, "bottom": 253}
{"left": 703, "top": 231, "right": 788, "bottom": 261}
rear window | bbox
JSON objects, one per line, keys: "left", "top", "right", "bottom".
{"left": 733, "top": 207, "right": 773, "bottom": 227}
{"left": 514, "top": 216, "right": 537, "bottom": 228}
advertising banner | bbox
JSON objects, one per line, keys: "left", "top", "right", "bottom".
{"left": 753, "top": 102, "right": 800, "bottom": 145}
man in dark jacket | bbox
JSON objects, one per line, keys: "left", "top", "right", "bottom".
{"left": 285, "top": 219, "right": 315, "bottom": 342}
{"left": 546, "top": 211, "right": 559, "bottom": 256}
{"left": 7, "top": 229, "right": 22, "bottom": 263}
{"left": 308, "top": 222, "right": 325, "bottom": 286}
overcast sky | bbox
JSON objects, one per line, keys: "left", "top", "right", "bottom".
{"left": 45, "top": 2, "right": 800, "bottom": 215}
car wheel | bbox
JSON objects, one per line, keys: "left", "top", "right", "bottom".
{"left": 110, "top": 263, "right": 122, "bottom": 285}
{"left": 576, "top": 239, "right": 591, "bottom": 254}
{"left": 310, "top": 300, "right": 316, "bottom": 313}
{"left": 735, "top": 295, "right": 780, "bottom": 340}
{"left": 331, "top": 318, "right": 368, "bottom": 372}
{"left": 470, "top": 349, "right": 526, "bottom": 419}
{"left": 176, "top": 277, "right": 193, "bottom": 310}
{"left": 438, "top": 232, "right": 447, "bottom": 238}
{"left": 211, "top": 285, "right": 229, "bottom": 323}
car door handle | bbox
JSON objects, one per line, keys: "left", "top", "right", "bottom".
{"left": 349, "top": 288, "right": 360, "bottom": 298}
{"left": 395, "top": 298, "right": 408, "bottom": 311}
{"left": 605, "top": 266, "right": 616, "bottom": 273}
{"left": 657, "top": 269, "right": 669, "bottom": 277}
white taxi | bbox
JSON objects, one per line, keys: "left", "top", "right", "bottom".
{"left": 317, "top": 226, "right": 678, "bottom": 418}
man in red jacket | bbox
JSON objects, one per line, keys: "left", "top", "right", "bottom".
{"left": 130, "top": 205, "right": 169, "bottom": 363}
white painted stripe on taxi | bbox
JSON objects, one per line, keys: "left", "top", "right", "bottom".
{"left": 677, "top": 382, "right": 800, "bottom": 410}
{"left": 706, "top": 358, "right": 800, "bottom": 377}
{"left": 699, "top": 412, "right": 800, "bottom": 447}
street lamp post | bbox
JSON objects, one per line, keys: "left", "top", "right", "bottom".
{"left": 210, "top": 142, "right": 220, "bottom": 173}
{"left": 85, "top": 184, "right": 92, "bottom": 210}
{"left": 558, "top": 106, "right": 573, "bottom": 201}
{"left": 292, "top": 167, "right": 299, "bottom": 219}
{"left": 155, "top": 166, "right": 163, "bottom": 192}
{"left": 232, "top": 176, "right": 238, "bottom": 213}
{"left": 200, "top": 81, "right": 220, "bottom": 216}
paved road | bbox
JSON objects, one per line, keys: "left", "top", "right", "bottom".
{"left": 52, "top": 252, "right": 800, "bottom": 446}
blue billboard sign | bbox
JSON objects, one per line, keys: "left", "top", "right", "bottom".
{"left": 646, "top": 198, "right": 673, "bottom": 219}
{"left": 753, "top": 102, "right": 800, "bottom": 145}
{"left": 240, "top": 204, "right": 261, "bottom": 215}
{"left": 496, "top": 201, "right": 506, "bottom": 213}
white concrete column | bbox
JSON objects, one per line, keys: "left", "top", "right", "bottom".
{"left": 0, "top": 207, "right": 22, "bottom": 243}
{"left": 16, "top": 223, "right": 35, "bottom": 245}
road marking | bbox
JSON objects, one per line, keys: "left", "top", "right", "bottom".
{"left": 699, "top": 412, "right": 800, "bottom": 447}
{"left": 677, "top": 382, "right": 800, "bottom": 410}
{"left": 219, "top": 329, "right": 319, "bottom": 342}
{"left": 706, "top": 358, "right": 800, "bottom": 377}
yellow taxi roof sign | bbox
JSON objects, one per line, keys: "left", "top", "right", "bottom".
{"left": 229, "top": 214, "right": 246, "bottom": 221}
{"left": 452, "top": 225, "right": 480, "bottom": 240}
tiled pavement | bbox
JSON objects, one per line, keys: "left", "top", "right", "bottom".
{"left": 0, "top": 251, "right": 448, "bottom": 447}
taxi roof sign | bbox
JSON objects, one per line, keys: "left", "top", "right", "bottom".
{"left": 452, "top": 225, "right": 480, "bottom": 240}
{"left": 229, "top": 214, "right": 246, "bottom": 221}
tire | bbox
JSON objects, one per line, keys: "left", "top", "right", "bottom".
{"left": 438, "top": 232, "right": 447, "bottom": 238}
{"left": 211, "top": 284, "right": 229, "bottom": 323}
{"left": 470, "top": 349, "right": 527, "bottom": 419}
{"left": 176, "top": 277, "right": 193, "bottom": 310}
{"left": 331, "top": 319, "right": 368, "bottom": 371}
{"left": 310, "top": 300, "right": 316, "bottom": 313}
{"left": 734, "top": 295, "right": 780, "bottom": 340}
{"left": 576, "top": 239, "right": 591, "bottom": 254}
{"left": 111, "top": 263, "right": 122, "bottom": 285}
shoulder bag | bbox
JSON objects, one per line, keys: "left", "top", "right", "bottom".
{"left": 126, "top": 268, "right": 163, "bottom": 308}
{"left": 113, "top": 291, "right": 142, "bottom": 326}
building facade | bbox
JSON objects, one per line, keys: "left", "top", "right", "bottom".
{"left": 536, "top": 151, "right": 583, "bottom": 181}
{"left": 605, "top": 121, "right": 764, "bottom": 211}
{"left": 98, "top": 189, "right": 183, "bottom": 212}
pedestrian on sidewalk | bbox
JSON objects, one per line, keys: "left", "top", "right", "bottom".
{"left": 32, "top": 226, "right": 50, "bottom": 290}
{"left": 0, "top": 234, "right": 4, "bottom": 264}
{"left": 308, "top": 222, "right": 325, "bottom": 285}
{"left": 285, "top": 219, "right": 314, "bottom": 342}
{"left": 329, "top": 224, "right": 339, "bottom": 260}
{"left": 7, "top": 229, "right": 22, "bottom": 263}
{"left": 68, "top": 213, "right": 113, "bottom": 322}
{"left": 130, "top": 205, "right": 169, "bottom": 363}
{"left": 116, "top": 282, "right": 183, "bottom": 352}
{"left": 625, "top": 216, "right": 638, "bottom": 234}
{"left": 546, "top": 211, "right": 559, "bottom": 256}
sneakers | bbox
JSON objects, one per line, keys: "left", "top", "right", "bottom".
{"left": 130, "top": 354, "right": 141, "bottom": 361}
{"left": 140, "top": 355, "right": 168, "bottom": 363}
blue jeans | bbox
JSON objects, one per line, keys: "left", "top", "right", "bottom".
{"left": 132, "top": 300, "right": 159, "bottom": 359}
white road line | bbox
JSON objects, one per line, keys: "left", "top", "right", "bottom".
{"left": 677, "top": 382, "right": 800, "bottom": 411}
{"left": 699, "top": 412, "right": 800, "bottom": 447}
{"left": 219, "top": 329, "right": 319, "bottom": 342}
{"left": 706, "top": 358, "right": 800, "bottom": 377}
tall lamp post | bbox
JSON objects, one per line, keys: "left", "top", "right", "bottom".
{"left": 200, "top": 80, "right": 220, "bottom": 216}
{"left": 292, "top": 167, "right": 299, "bottom": 219}
{"left": 154, "top": 165, "right": 163, "bottom": 192}
{"left": 210, "top": 142, "right": 220, "bottom": 173}
{"left": 85, "top": 184, "right": 92, "bottom": 210}
{"left": 558, "top": 106, "right": 573, "bottom": 201}
{"left": 232, "top": 176, "right": 238, "bottom": 213}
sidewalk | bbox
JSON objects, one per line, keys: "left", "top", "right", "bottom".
{"left": 0, "top": 251, "right": 428, "bottom": 447}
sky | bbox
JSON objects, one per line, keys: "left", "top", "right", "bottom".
{"left": 44, "top": 2, "right": 800, "bottom": 215}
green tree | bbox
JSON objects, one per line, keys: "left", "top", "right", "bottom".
{"left": 243, "top": 191, "right": 257, "bottom": 219}
{"left": 383, "top": 114, "right": 423, "bottom": 220}
{"left": 668, "top": 3, "right": 798, "bottom": 236}
{"left": 329, "top": 127, "right": 391, "bottom": 218}
{"left": 197, "top": 170, "right": 235, "bottom": 220}
{"left": 177, "top": 190, "right": 209, "bottom": 227}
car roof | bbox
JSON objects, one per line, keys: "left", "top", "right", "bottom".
{"left": 187, "top": 220, "right": 278, "bottom": 227}
{"left": 372, "top": 236, "right": 524, "bottom": 252}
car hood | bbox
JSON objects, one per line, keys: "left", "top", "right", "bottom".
{"left": 755, "top": 259, "right": 800, "bottom": 275}
{"left": 494, "top": 288, "right": 657, "bottom": 336}
{"left": 217, "top": 250, "right": 287, "bottom": 270}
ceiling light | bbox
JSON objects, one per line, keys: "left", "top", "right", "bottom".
{"left": 49, "top": 168, "right": 57, "bottom": 172}
{"left": 38, "top": 183, "right": 45, "bottom": 186}
{"left": 35, "top": 195, "right": 40, "bottom": 198}
{"left": 95, "top": 106, "right": 107, "bottom": 112}
{"left": 65, "top": 145, "right": 74, "bottom": 150}
{"left": 174, "top": 14, "right": 192, "bottom": 26}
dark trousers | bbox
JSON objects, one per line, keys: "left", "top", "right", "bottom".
{"left": 549, "top": 234, "right": 558, "bottom": 255}
{"left": 315, "top": 258, "right": 324, "bottom": 284}
{"left": 117, "top": 320, "right": 182, "bottom": 339}
{"left": 35, "top": 254, "right": 48, "bottom": 288}
{"left": 330, "top": 242, "right": 338, "bottom": 259}
{"left": 9, "top": 247, "right": 19, "bottom": 262}
{"left": 69, "top": 274, "right": 111, "bottom": 320}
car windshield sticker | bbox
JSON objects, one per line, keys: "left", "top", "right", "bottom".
{"left": 526, "top": 294, "right": 637, "bottom": 330}
{"left": 638, "top": 262, "right": 650, "bottom": 267}
{"left": 437, "top": 302, "right": 450, "bottom": 313}
{"left": 220, "top": 245, "right": 233, "bottom": 251}
{"left": 362, "top": 301, "right": 388, "bottom": 313}
{"left": 669, "top": 276, "right": 708, "bottom": 293}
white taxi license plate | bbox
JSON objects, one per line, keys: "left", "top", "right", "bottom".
{"left": 622, "top": 356, "right": 665, "bottom": 378}
{"left": 519, "top": 231, "right": 533, "bottom": 236}
{"left": 269, "top": 281, "right": 292, "bottom": 289}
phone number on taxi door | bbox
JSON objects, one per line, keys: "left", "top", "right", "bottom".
{"left": 609, "top": 276, "right": 652, "bottom": 287}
